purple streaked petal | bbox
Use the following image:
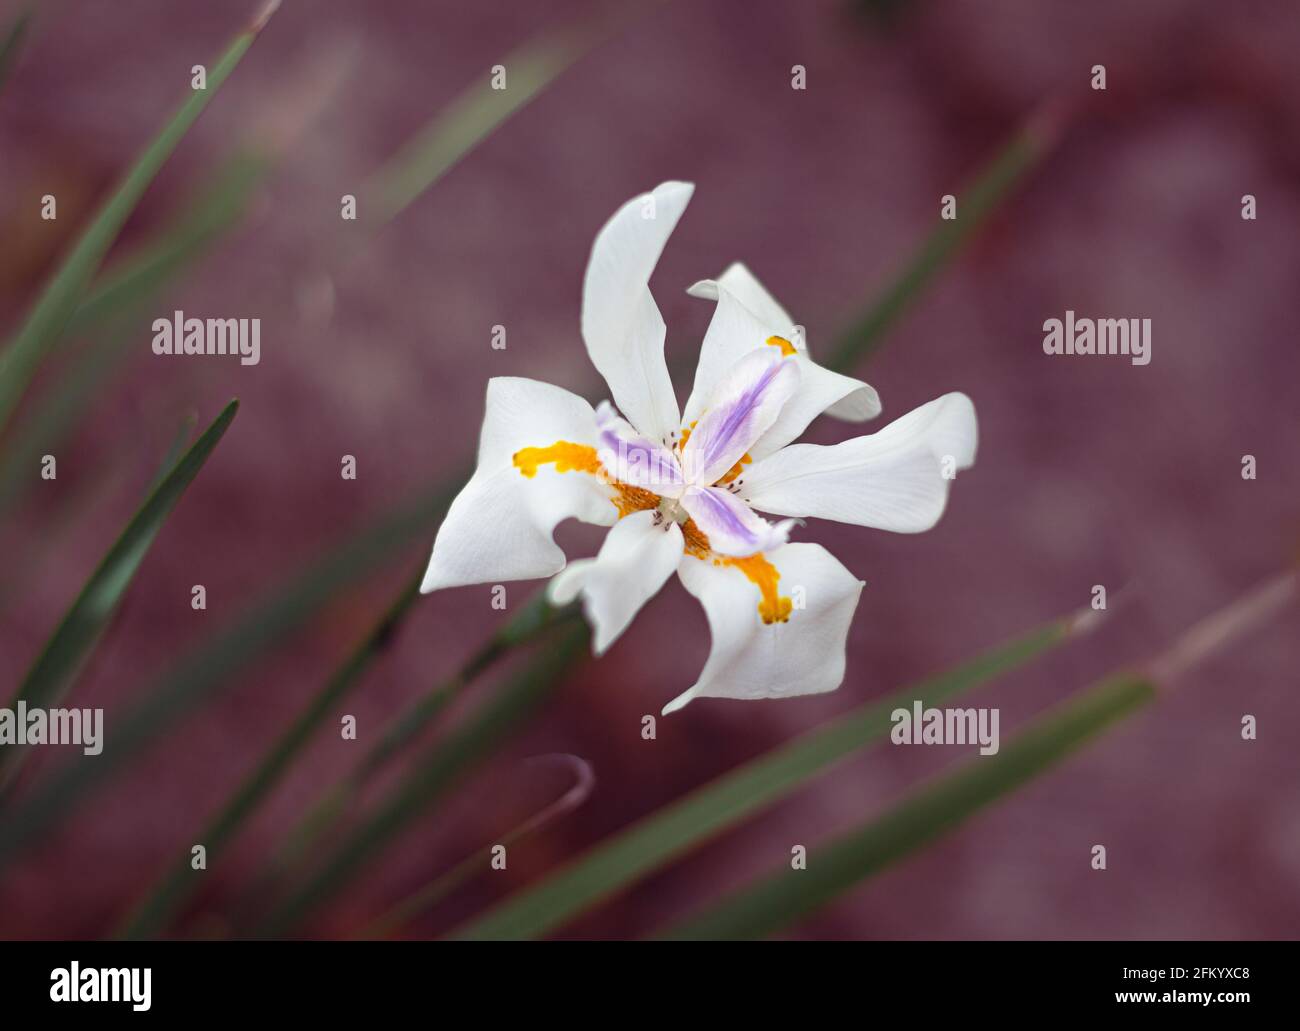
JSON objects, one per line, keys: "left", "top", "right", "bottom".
{"left": 595, "top": 401, "right": 683, "bottom": 490}
{"left": 681, "top": 485, "right": 795, "bottom": 557}
{"left": 680, "top": 348, "right": 799, "bottom": 486}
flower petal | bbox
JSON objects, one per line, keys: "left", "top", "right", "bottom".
{"left": 679, "top": 347, "right": 800, "bottom": 486}
{"left": 595, "top": 401, "right": 683, "bottom": 493}
{"left": 739, "top": 392, "right": 977, "bottom": 533}
{"left": 581, "top": 181, "right": 693, "bottom": 445}
{"left": 679, "top": 485, "right": 794, "bottom": 558}
{"left": 685, "top": 263, "right": 881, "bottom": 457}
{"left": 421, "top": 377, "right": 617, "bottom": 592}
{"left": 664, "top": 543, "right": 864, "bottom": 714}
{"left": 548, "top": 510, "right": 684, "bottom": 655}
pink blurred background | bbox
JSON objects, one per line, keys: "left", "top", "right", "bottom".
{"left": 1, "top": 0, "right": 1298, "bottom": 938}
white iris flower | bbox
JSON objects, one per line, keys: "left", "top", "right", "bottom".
{"left": 421, "top": 182, "right": 977, "bottom": 714}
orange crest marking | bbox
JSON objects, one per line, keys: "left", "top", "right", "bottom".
{"left": 717, "top": 552, "right": 793, "bottom": 624}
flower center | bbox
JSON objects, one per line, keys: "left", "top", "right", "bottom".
{"left": 512, "top": 439, "right": 790, "bottom": 622}
{"left": 656, "top": 496, "right": 690, "bottom": 525}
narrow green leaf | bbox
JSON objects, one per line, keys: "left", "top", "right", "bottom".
{"left": 454, "top": 614, "right": 1083, "bottom": 940}
{"left": 257, "top": 620, "right": 590, "bottom": 937}
{"left": 66, "top": 152, "right": 267, "bottom": 340}
{"left": 0, "top": 467, "right": 466, "bottom": 869}
{"left": 361, "top": 753, "right": 594, "bottom": 939}
{"left": 114, "top": 564, "right": 424, "bottom": 939}
{"left": 0, "top": 155, "right": 265, "bottom": 516}
{"left": 0, "top": 5, "right": 32, "bottom": 94}
{"left": 661, "top": 675, "right": 1155, "bottom": 940}
{"left": 242, "top": 590, "right": 574, "bottom": 906}
{"left": 0, "top": 3, "right": 275, "bottom": 432}
{"left": 0, "top": 401, "right": 239, "bottom": 786}
{"left": 826, "top": 108, "right": 1062, "bottom": 371}
{"left": 363, "top": 25, "right": 597, "bottom": 227}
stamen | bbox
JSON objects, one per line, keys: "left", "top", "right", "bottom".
{"left": 765, "top": 335, "right": 797, "bottom": 357}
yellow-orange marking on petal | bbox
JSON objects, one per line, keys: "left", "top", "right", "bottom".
{"left": 512, "top": 441, "right": 602, "bottom": 478}
{"left": 766, "top": 335, "right": 797, "bottom": 357}
{"left": 512, "top": 440, "right": 659, "bottom": 520}
{"left": 681, "top": 517, "right": 712, "bottom": 559}
{"left": 721, "top": 552, "right": 793, "bottom": 624}
{"left": 716, "top": 452, "right": 752, "bottom": 485}
{"left": 613, "top": 484, "right": 660, "bottom": 518}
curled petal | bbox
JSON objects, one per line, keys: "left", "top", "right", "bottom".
{"left": 679, "top": 485, "right": 794, "bottom": 558}
{"left": 679, "top": 347, "right": 800, "bottom": 487}
{"left": 548, "top": 510, "right": 684, "bottom": 655}
{"left": 421, "top": 378, "right": 616, "bottom": 592}
{"left": 664, "top": 543, "right": 864, "bottom": 714}
{"left": 685, "top": 264, "right": 880, "bottom": 457}
{"left": 739, "top": 392, "right": 978, "bottom": 533}
{"left": 581, "top": 181, "right": 693, "bottom": 444}
{"left": 595, "top": 401, "right": 683, "bottom": 492}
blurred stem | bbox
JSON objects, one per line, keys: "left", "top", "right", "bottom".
{"left": 0, "top": 401, "right": 238, "bottom": 791}
{"left": 658, "top": 568, "right": 1297, "bottom": 939}
{"left": 359, "top": 753, "right": 594, "bottom": 939}
{"left": 255, "top": 620, "right": 589, "bottom": 937}
{"left": 362, "top": 23, "right": 600, "bottom": 228}
{"left": 0, "top": 5, "right": 32, "bottom": 94}
{"left": 661, "top": 674, "right": 1156, "bottom": 940}
{"left": 244, "top": 591, "right": 574, "bottom": 912}
{"left": 115, "top": 564, "right": 424, "bottom": 939}
{"left": 0, "top": 155, "right": 265, "bottom": 517}
{"left": 0, "top": 5, "right": 274, "bottom": 434}
{"left": 826, "top": 104, "right": 1063, "bottom": 372}
{"left": 0, "top": 471, "right": 464, "bottom": 870}
{"left": 453, "top": 609, "right": 1092, "bottom": 940}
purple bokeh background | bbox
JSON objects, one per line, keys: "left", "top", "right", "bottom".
{"left": 2, "top": 0, "right": 1297, "bottom": 938}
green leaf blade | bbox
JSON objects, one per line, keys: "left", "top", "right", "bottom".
{"left": 257, "top": 620, "right": 589, "bottom": 937}
{"left": 661, "top": 675, "right": 1155, "bottom": 940}
{"left": 454, "top": 616, "right": 1076, "bottom": 940}
{"left": 0, "top": 9, "right": 273, "bottom": 432}
{"left": 0, "top": 400, "right": 239, "bottom": 784}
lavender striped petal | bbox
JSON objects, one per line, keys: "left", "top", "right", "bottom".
{"left": 681, "top": 485, "right": 794, "bottom": 557}
{"left": 595, "top": 401, "right": 683, "bottom": 491}
{"left": 680, "top": 348, "right": 799, "bottom": 486}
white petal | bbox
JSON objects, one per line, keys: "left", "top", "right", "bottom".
{"left": 548, "top": 510, "right": 683, "bottom": 655}
{"left": 679, "top": 347, "right": 800, "bottom": 486}
{"left": 664, "top": 543, "right": 864, "bottom": 714}
{"left": 685, "top": 263, "right": 880, "bottom": 459}
{"left": 679, "top": 485, "right": 794, "bottom": 558}
{"left": 696, "top": 261, "right": 795, "bottom": 329}
{"left": 681, "top": 275, "right": 776, "bottom": 428}
{"left": 581, "top": 182, "right": 693, "bottom": 444}
{"left": 595, "top": 400, "right": 683, "bottom": 493}
{"left": 739, "top": 392, "right": 977, "bottom": 533}
{"left": 421, "top": 377, "right": 617, "bottom": 592}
